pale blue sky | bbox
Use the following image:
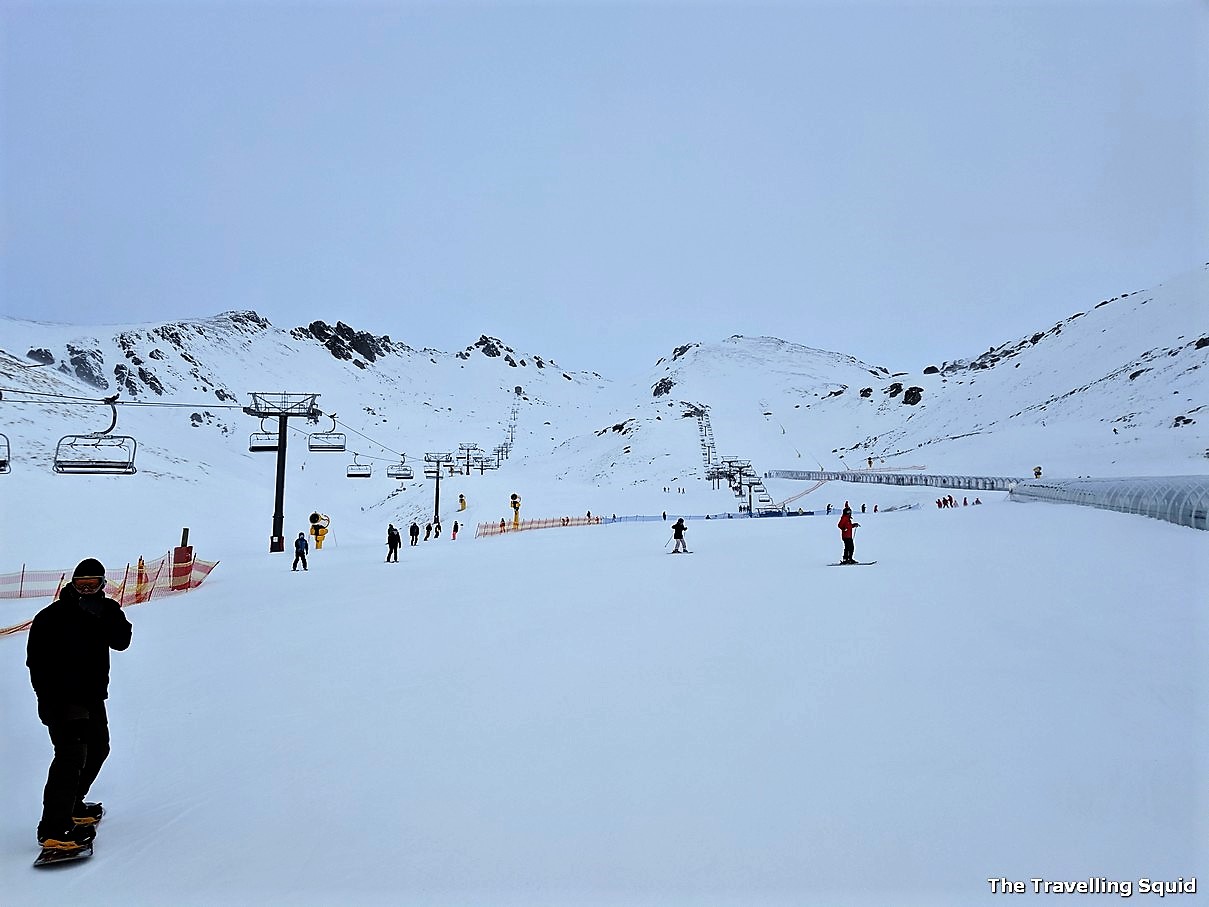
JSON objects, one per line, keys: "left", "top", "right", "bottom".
{"left": 2, "top": 0, "right": 1205, "bottom": 376}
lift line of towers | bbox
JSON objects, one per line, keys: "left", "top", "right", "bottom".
{"left": 241, "top": 393, "right": 520, "bottom": 551}
{"left": 0, "top": 390, "right": 519, "bottom": 552}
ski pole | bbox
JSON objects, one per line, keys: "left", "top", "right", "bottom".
{"left": 664, "top": 535, "right": 673, "bottom": 548}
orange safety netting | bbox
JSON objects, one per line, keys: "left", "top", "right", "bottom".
{"left": 0, "top": 552, "right": 219, "bottom": 637}
{"left": 475, "top": 516, "right": 603, "bottom": 538}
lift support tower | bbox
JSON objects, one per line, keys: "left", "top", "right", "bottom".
{"left": 243, "top": 393, "right": 322, "bottom": 552}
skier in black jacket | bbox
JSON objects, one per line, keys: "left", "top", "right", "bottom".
{"left": 26, "top": 558, "right": 132, "bottom": 850}
{"left": 670, "top": 518, "right": 690, "bottom": 553}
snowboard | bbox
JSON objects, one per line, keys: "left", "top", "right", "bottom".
{"left": 33, "top": 808, "right": 102, "bottom": 868}
{"left": 827, "top": 561, "right": 877, "bottom": 566}
{"left": 34, "top": 840, "right": 94, "bottom": 868}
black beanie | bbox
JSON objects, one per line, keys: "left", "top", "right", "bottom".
{"left": 73, "top": 557, "right": 106, "bottom": 579}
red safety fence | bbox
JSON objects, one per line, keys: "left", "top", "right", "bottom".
{"left": 0, "top": 552, "right": 219, "bottom": 637}
{"left": 476, "top": 515, "right": 604, "bottom": 538}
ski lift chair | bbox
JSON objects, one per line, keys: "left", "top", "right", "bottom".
{"left": 0, "top": 433, "right": 9, "bottom": 474}
{"left": 346, "top": 453, "right": 372, "bottom": 478}
{"left": 387, "top": 462, "right": 413, "bottom": 480}
{"left": 53, "top": 397, "right": 139, "bottom": 475}
{"left": 308, "top": 414, "right": 346, "bottom": 452}
{"left": 248, "top": 432, "right": 280, "bottom": 452}
{"left": 248, "top": 419, "right": 280, "bottom": 452}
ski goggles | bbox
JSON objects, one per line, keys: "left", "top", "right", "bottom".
{"left": 72, "top": 576, "right": 106, "bottom": 594}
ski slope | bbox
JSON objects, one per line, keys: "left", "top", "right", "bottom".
{"left": 1, "top": 492, "right": 1203, "bottom": 906}
{"left": 1, "top": 262, "right": 1205, "bottom": 903}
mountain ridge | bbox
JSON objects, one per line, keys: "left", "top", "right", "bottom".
{"left": 1, "top": 264, "right": 1205, "bottom": 501}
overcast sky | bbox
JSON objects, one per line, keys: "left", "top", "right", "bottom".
{"left": 2, "top": 0, "right": 1205, "bottom": 376}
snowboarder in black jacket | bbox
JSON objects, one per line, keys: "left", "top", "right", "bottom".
{"left": 409, "top": 521, "right": 420, "bottom": 546}
{"left": 292, "top": 532, "right": 308, "bottom": 571}
{"left": 26, "top": 558, "right": 132, "bottom": 849}
{"left": 386, "top": 524, "right": 401, "bottom": 562}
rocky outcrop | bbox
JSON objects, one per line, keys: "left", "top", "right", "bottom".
{"left": 59, "top": 345, "right": 108, "bottom": 389}
{"left": 595, "top": 419, "right": 637, "bottom": 437}
{"left": 291, "top": 320, "right": 405, "bottom": 366}
{"left": 672, "top": 343, "right": 698, "bottom": 362}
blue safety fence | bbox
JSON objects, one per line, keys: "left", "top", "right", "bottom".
{"left": 766, "top": 469, "right": 1024, "bottom": 491}
{"left": 1009, "top": 476, "right": 1209, "bottom": 531}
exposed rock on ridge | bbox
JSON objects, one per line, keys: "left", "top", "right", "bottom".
{"left": 291, "top": 320, "right": 408, "bottom": 368}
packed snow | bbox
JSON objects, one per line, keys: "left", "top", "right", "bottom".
{"left": 2, "top": 489, "right": 1203, "bottom": 906}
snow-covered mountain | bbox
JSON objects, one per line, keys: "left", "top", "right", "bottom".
{"left": 633, "top": 267, "right": 1207, "bottom": 479}
{"left": 0, "top": 263, "right": 1205, "bottom": 565}
{"left": 1, "top": 266, "right": 1204, "bottom": 906}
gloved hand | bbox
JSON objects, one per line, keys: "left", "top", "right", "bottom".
{"left": 76, "top": 593, "right": 104, "bottom": 618}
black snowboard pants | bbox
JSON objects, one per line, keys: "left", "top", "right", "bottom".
{"left": 843, "top": 537, "right": 855, "bottom": 562}
{"left": 39, "top": 700, "right": 110, "bottom": 831}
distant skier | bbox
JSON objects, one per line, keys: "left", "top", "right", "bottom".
{"left": 386, "top": 524, "right": 401, "bottom": 562}
{"left": 26, "top": 558, "right": 132, "bottom": 851}
{"left": 826, "top": 503, "right": 833, "bottom": 515}
{"left": 451, "top": 520, "right": 459, "bottom": 540}
{"left": 409, "top": 522, "right": 420, "bottom": 546}
{"left": 433, "top": 520, "right": 441, "bottom": 538}
{"left": 424, "top": 523, "right": 432, "bottom": 541}
{"left": 293, "top": 533, "right": 309, "bottom": 571}
{"left": 837, "top": 507, "right": 860, "bottom": 564}
{"left": 670, "top": 518, "right": 689, "bottom": 554}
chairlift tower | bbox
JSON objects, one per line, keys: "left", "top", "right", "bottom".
{"left": 741, "top": 476, "right": 763, "bottom": 515}
{"left": 243, "top": 393, "right": 321, "bottom": 552}
{"left": 458, "top": 443, "right": 481, "bottom": 475}
{"left": 423, "top": 452, "right": 455, "bottom": 522}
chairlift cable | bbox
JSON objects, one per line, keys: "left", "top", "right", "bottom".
{"left": 330, "top": 416, "right": 402, "bottom": 458}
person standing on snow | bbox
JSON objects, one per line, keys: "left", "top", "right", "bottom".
{"left": 451, "top": 520, "right": 459, "bottom": 540}
{"left": 409, "top": 522, "right": 420, "bottom": 546}
{"left": 837, "top": 507, "right": 860, "bottom": 564}
{"left": 670, "top": 518, "right": 690, "bottom": 553}
{"left": 292, "top": 532, "right": 309, "bottom": 571}
{"left": 386, "top": 524, "right": 401, "bottom": 562}
{"left": 424, "top": 523, "right": 432, "bottom": 541}
{"left": 433, "top": 519, "right": 442, "bottom": 539}
{"left": 26, "top": 558, "right": 132, "bottom": 851}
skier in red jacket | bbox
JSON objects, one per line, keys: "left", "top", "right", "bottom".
{"left": 837, "top": 507, "right": 860, "bottom": 564}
